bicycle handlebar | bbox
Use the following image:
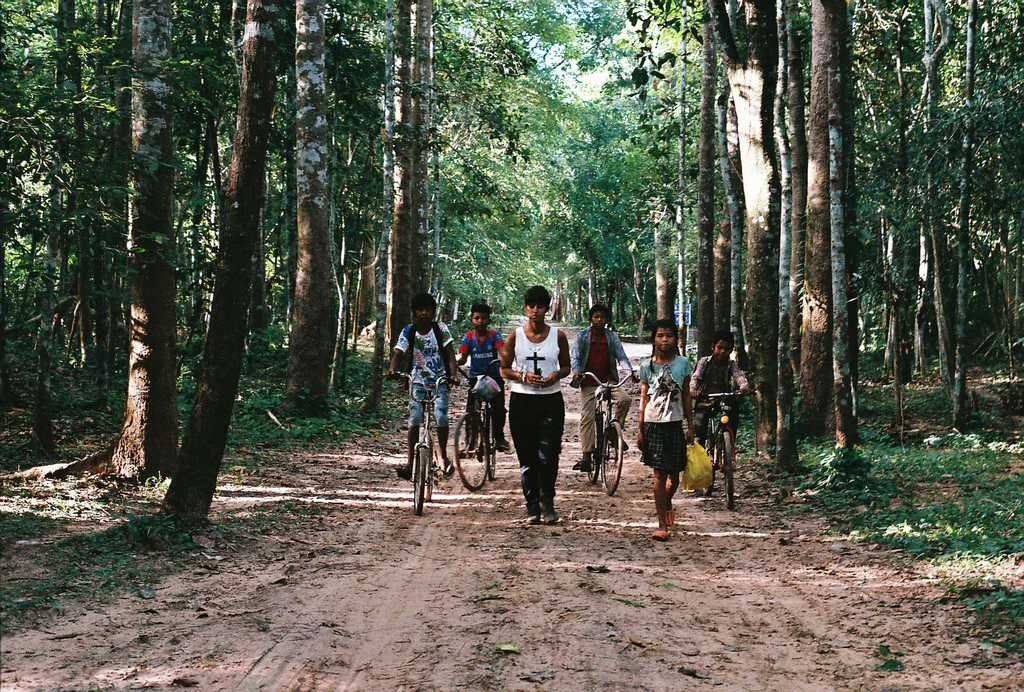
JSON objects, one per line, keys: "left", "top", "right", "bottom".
{"left": 580, "top": 371, "right": 635, "bottom": 389}
{"left": 705, "top": 390, "right": 753, "bottom": 400}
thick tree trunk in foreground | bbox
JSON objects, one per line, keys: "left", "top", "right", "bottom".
{"left": 164, "top": 0, "right": 282, "bottom": 522}
{"left": 828, "top": 0, "right": 855, "bottom": 448}
{"left": 413, "top": 0, "right": 433, "bottom": 291}
{"left": 676, "top": 4, "right": 689, "bottom": 349}
{"left": 711, "top": 0, "right": 781, "bottom": 451}
{"left": 111, "top": 0, "right": 178, "bottom": 479}
{"left": 696, "top": 12, "right": 717, "bottom": 359}
{"left": 799, "top": 0, "right": 834, "bottom": 437}
{"left": 775, "top": 0, "right": 797, "bottom": 469}
{"left": 715, "top": 67, "right": 741, "bottom": 348}
{"left": 952, "top": 0, "right": 978, "bottom": 428}
{"left": 284, "top": 0, "right": 336, "bottom": 414}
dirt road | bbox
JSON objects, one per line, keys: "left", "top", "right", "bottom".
{"left": 3, "top": 345, "right": 1022, "bottom": 690}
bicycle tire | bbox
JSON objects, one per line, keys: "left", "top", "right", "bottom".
{"left": 705, "top": 430, "right": 719, "bottom": 498}
{"left": 588, "top": 412, "right": 603, "bottom": 485}
{"left": 425, "top": 437, "right": 434, "bottom": 503}
{"left": 723, "top": 430, "right": 735, "bottom": 510}
{"left": 413, "top": 444, "right": 428, "bottom": 515}
{"left": 603, "top": 421, "right": 625, "bottom": 496}
{"left": 454, "top": 413, "right": 487, "bottom": 491}
{"left": 482, "top": 408, "right": 496, "bottom": 481}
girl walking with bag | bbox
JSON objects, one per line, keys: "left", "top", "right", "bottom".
{"left": 636, "top": 319, "right": 695, "bottom": 541}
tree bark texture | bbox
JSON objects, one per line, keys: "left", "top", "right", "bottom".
{"left": 775, "top": 0, "right": 797, "bottom": 469}
{"left": 387, "top": 0, "right": 414, "bottom": 346}
{"left": 111, "top": 0, "right": 178, "bottom": 479}
{"left": 828, "top": 0, "right": 855, "bottom": 448}
{"left": 696, "top": 12, "right": 717, "bottom": 359}
{"left": 284, "top": 0, "right": 336, "bottom": 414}
{"left": 786, "top": 0, "right": 807, "bottom": 375}
{"left": 952, "top": 0, "right": 978, "bottom": 427}
{"left": 655, "top": 221, "right": 672, "bottom": 320}
{"left": 799, "top": 0, "right": 833, "bottom": 436}
{"left": 413, "top": 0, "right": 432, "bottom": 291}
{"left": 676, "top": 4, "right": 689, "bottom": 349}
{"left": 365, "top": 0, "right": 396, "bottom": 412}
{"left": 710, "top": 0, "right": 781, "bottom": 451}
{"left": 164, "top": 0, "right": 283, "bottom": 522}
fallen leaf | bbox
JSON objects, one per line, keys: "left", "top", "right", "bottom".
{"left": 586, "top": 565, "right": 610, "bottom": 573}
{"left": 613, "top": 597, "right": 645, "bottom": 608}
{"left": 495, "top": 643, "right": 521, "bottom": 654}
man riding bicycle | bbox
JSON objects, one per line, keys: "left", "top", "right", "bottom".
{"left": 690, "top": 330, "right": 750, "bottom": 448}
{"left": 570, "top": 304, "right": 635, "bottom": 473}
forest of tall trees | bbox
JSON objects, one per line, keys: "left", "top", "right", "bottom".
{"left": 2, "top": 0, "right": 1022, "bottom": 522}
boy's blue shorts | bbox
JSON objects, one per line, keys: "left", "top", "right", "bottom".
{"left": 409, "top": 383, "right": 449, "bottom": 427}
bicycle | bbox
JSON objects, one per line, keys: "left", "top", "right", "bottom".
{"left": 578, "top": 371, "right": 634, "bottom": 496}
{"left": 393, "top": 370, "right": 450, "bottom": 515}
{"left": 453, "top": 360, "right": 502, "bottom": 491}
{"left": 702, "top": 392, "right": 742, "bottom": 510}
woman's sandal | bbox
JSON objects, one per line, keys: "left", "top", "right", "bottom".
{"left": 652, "top": 527, "right": 670, "bottom": 541}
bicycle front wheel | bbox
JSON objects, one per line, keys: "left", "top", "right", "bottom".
{"left": 602, "top": 422, "right": 625, "bottom": 496}
{"left": 425, "top": 437, "right": 434, "bottom": 503}
{"left": 482, "top": 408, "right": 496, "bottom": 481}
{"left": 722, "top": 430, "right": 736, "bottom": 510}
{"left": 454, "top": 413, "right": 487, "bottom": 491}
{"left": 413, "top": 445, "right": 428, "bottom": 515}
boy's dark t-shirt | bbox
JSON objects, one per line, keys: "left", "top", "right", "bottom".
{"left": 459, "top": 328, "right": 504, "bottom": 379}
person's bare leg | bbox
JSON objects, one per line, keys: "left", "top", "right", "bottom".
{"left": 665, "top": 471, "right": 680, "bottom": 529}
{"left": 437, "top": 426, "right": 450, "bottom": 466}
{"left": 652, "top": 470, "right": 669, "bottom": 540}
{"left": 406, "top": 426, "right": 418, "bottom": 473}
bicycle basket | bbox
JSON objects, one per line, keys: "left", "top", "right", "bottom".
{"left": 473, "top": 374, "right": 502, "bottom": 402}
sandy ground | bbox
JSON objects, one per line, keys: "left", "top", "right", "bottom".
{"left": 2, "top": 343, "right": 1023, "bottom": 690}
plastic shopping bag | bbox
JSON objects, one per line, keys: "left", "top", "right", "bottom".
{"left": 473, "top": 374, "right": 502, "bottom": 402}
{"left": 682, "top": 443, "right": 713, "bottom": 491}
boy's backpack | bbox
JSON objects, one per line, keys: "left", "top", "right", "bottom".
{"left": 402, "top": 322, "right": 451, "bottom": 377}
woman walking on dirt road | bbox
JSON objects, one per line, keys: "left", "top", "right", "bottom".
{"left": 500, "top": 285, "right": 571, "bottom": 525}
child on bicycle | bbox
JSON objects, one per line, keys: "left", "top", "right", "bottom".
{"left": 636, "top": 319, "right": 694, "bottom": 541}
{"left": 690, "top": 330, "right": 750, "bottom": 449}
{"left": 388, "top": 292, "right": 459, "bottom": 481}
{"left": 456, "top": 301, "right": 510, "bottom": 452}
{"left": 570, "top": 304, "right": 635, "bottom": 473}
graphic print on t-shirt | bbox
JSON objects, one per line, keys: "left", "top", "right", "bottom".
{"left": 649, "top": 365, "right": 681, "bottom": 421}
{"left": 397, "top": 322, "right": 454, "bottom": 380}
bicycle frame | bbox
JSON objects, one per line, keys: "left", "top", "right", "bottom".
{"left": 581, "top": 371, "right": 633, "bottom": 494}
{"left": 397, "top": 371, "right": 449, "bottom": 513}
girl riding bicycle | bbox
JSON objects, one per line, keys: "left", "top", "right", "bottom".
{"left": 636, "top": 319, "right": 694, "bottom": 541}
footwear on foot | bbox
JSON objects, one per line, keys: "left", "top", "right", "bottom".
{"left": 495, "top": 438, "right": 511, "bottom": 453}
{"left": 396, "top": 466, "right": 412, "bottom": 481}
{"left": 652, "top": 527, "right": 670, "bottom": 541}
{"left": 572, "top": 453, "right": 592, "bottom": 472}
{"left": 526, "top": 513, "right": 542, "bottom": 525}
{"left": 540, "top": 497, "right": 558, "bottom": 525}
{"left": 442, "top": 460, "right": 454, "bottom": 479}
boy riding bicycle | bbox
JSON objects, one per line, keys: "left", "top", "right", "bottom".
{"left": 570, "top": 304, "right": 635, "bottom": 473}
{"left": 456, "top": 301, "right": 510, "bottom": 452}
{"left": 388, "top": 292, "right": 459, "bottom": 481}
{"left": 690, "top": 330, "right": 750, "bottom": 448}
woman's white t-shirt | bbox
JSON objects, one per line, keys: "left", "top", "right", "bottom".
{"left": 510, "top": 325, "right": 562, "bottom": 395}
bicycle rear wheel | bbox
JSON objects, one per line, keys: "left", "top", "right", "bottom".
{"left": 413, "top": 444, "right": 428, "bottom": 515}
{"left": 454, "top": 413, "right": 487, "bottom": 491}
{"left": 704, "top": 429, "right": 718, "bottom": 497}
{"left": 587, "top": 412, "right": 604, "bottom": 485}
{"left": 722, "top": 430, "right": 735, "bottom": 510}
{"left": 602, "top": 422, "right": 625, "bottom": 496}
{"left": 425, "top": 438, "right": 435, "bottom": 503}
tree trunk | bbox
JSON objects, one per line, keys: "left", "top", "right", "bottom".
{"left": 283, "top": 0, "right": 336, "bottom": 414}
{"left": 387, "top": 0, "right": 414, "bottom": 346}
{"left": 798, "top": 0, "right": 834, "bottom": 436}
{"left": 413, "top": 0, "right": 432, "bottom": 291}
{"left": 630, "top": 245, "right": 646, "bottom": 339}
{"left": 676, "top": 4, "right": 689, "bottom": 349}
{"left": 365, "top": 0, "right": 396, "bottom": 412}
{"left": 696, "top": 11, "right": 717, "bottom": 359}
{"left": 0, "top": 219, "right": 10, "bottom": 406}
{"left": 787, "top": 0, "right": 807, "bottom": 374}
{"left": 775, "top": 0, "right": 797, "bottom": 469}
{"left": 717, "top": 68, "right": 747, "bottom": 367}
{"left": 710, "top": 0, "right": 780, "bottom": 451}
{"left": 713, "top": 218, "right": 731, "bottom": 334}
{"left": 33, "top": 209, "right": 60, "bottom": 457}
{"left": 110, "top": 0, "right": 178, "bottom": 479}
{"left": 655, "top": 221, "right": 672, "bottom": 320}
{"left": 923, "top": 0, "right": 953, "bottom": 392}
{"left": 952, "top": 0, "right": 978, "bottom": 427}
{"left": 827, "top": 0, "right": 855, "bottom": 448}
{"left": 164, "top": 0, "right": 283, "bottom": 522}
